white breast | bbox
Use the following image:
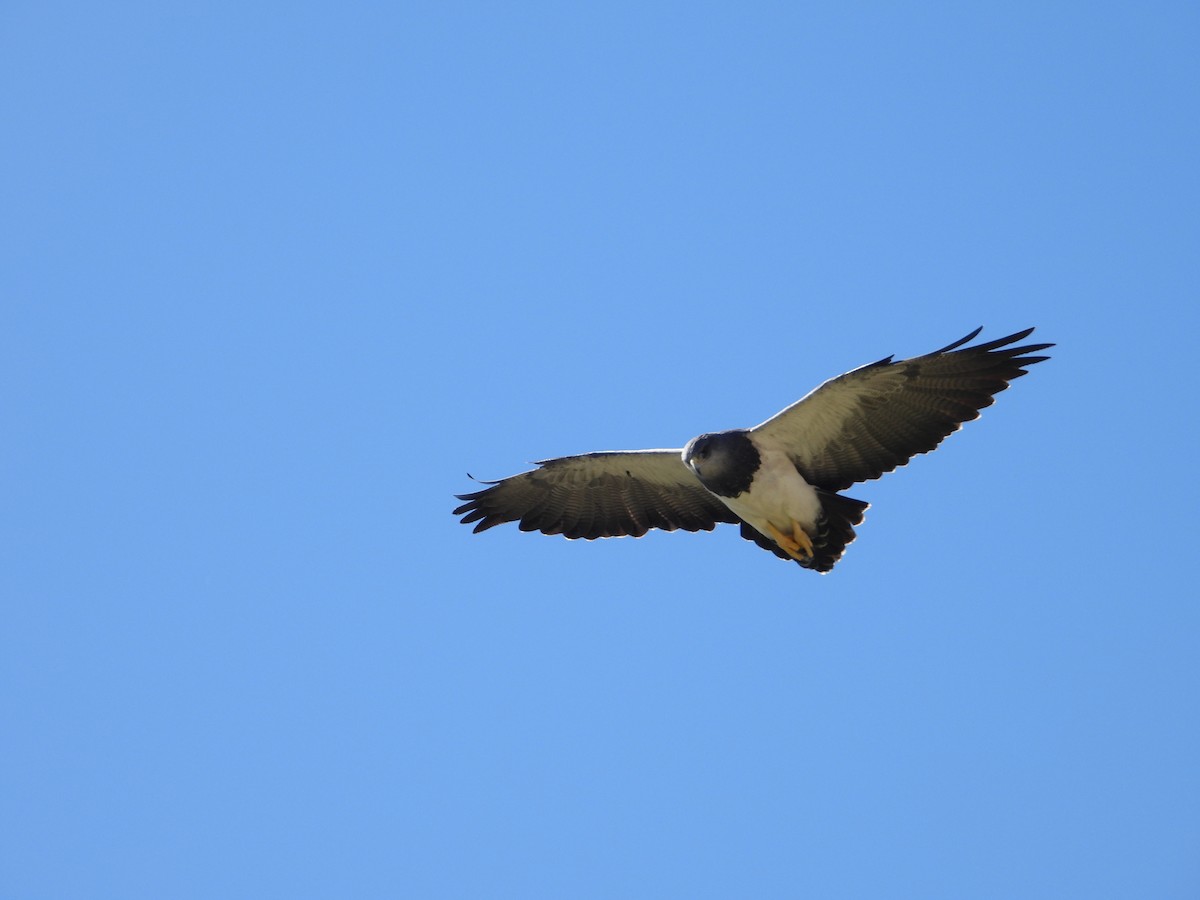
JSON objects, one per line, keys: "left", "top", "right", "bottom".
{"left": 720, "top": 441, "right": 822, "bottom": 540}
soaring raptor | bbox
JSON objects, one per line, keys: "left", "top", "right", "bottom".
{"left": 454, "top": 328, "right": 1051, "bottom": 573}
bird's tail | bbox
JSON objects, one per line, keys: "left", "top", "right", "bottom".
{"left": 808, "top": 490, "right": 869, "bottom": 573}
{"left": 737, "top": 490, "right": 868, "bottom": 574}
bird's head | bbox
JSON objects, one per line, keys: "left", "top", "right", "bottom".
{"left": 682, "top": 430, "right": 760, "bottom": 498}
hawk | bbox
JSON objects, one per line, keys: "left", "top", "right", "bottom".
{"left": 454, "top": 328, "right": 1052, "bottom": 573}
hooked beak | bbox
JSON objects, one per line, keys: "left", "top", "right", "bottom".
{"left": 685, "top": 455, "right": 701, "bottom": 477}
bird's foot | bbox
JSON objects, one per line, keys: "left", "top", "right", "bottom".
{"left": 766, "top": 520, "right": 814, "bottom": 561}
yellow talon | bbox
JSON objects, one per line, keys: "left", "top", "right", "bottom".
{"left": 766, "top": 520, "right": 814, "bottom": 561}
{"left": 791, "top": 520, "right": 814, "bottom": 558}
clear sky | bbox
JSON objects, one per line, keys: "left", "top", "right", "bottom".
{"left": 3, "top": 2, "right": 1198, "bottom": 898}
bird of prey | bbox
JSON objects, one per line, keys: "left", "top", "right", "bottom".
{"left": 454, "top": 328, "right": 1052, "bottom": 573}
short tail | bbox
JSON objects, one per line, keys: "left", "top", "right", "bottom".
{"left": 809, "top": 490, "right": 869, "bottom": 572}
{"left": 739, "top": 490, "right": 869, "bottom": 574}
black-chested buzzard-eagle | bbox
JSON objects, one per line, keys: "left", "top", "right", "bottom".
{"left": 453, "top": 328, "right": 1052, "bottom": 573}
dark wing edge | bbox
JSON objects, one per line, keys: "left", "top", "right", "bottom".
{"left": 753, "top": 327, "right": 1054, "bottom": 491}
{"left": 453, "top": 449, "right": 742, "bottom": 541}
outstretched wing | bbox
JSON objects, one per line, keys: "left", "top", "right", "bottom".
{"left": 752, "top": 328, "right": 1053, "bottom": 492}
{"left": 454, "top": 449, "right": 742, "bottom": 540}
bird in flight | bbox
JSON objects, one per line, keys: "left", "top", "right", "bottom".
{"left": 454, "top": 328, "right": 1052, "bottom": 573}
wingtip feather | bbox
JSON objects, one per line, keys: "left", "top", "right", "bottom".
{"left": 932, "top": 326, "right": 985, "bottom": 354}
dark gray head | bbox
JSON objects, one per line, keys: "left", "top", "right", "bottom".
{"left": 682, "top": 430, "right": 760, "bottom": 498}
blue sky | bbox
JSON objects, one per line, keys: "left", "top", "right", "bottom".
{"left": 3, "top": 2, "right": 1198, "bottom": 897}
